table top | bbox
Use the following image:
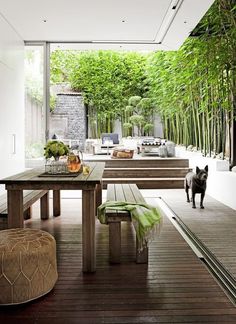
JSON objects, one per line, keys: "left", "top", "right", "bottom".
{"left": 0, "top": 162, "right": 105, "bottom": 190}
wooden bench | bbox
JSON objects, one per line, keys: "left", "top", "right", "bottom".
{"left": 106, "top": 183, "right": 148, "bottom": 264}
{"left": 0, "top": 190, "right": 49, "bottom": 228}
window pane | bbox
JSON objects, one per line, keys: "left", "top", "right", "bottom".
{"left": 24, "top": 45, "right": 46, "bottom": 167}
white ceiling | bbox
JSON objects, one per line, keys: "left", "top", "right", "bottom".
{"left": 0, "top": 0, "right": 215, "bottom": 51}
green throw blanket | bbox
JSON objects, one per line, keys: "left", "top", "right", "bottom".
{"left": 98, "top": 201, "right": 163, "bottom": 250}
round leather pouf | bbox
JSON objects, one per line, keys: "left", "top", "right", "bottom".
{"left": 0, "top": 228, "right": 58, "bottom": 305}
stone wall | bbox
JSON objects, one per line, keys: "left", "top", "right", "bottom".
{"left": 50, "top": 93, "right": 87, "bottom": 150}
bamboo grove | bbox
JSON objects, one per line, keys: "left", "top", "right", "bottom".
{"left": 50, "top": 50, "right": 148, "bottom": 138}
{"left": 147, "top": 0, "right": 236, "bottom": 159}
{"left": 49, "top": 0, "right": 236, "bottom": 160}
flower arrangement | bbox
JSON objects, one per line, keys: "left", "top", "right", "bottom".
{"left": 44, "top": 140, "right": 69, "bottom": 160}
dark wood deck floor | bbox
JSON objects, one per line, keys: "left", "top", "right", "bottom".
{"left": 158, "top": 189, "right": 236, "bottom": 284}
{"left": 0, "top": 195, "right": 236, "bottom": 323}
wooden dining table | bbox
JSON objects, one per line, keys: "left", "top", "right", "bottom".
{"left": 0, "top": 161, "right": 105, "bottom": 273}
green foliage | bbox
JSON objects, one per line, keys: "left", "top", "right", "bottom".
{"left": 125, "top": 95, "right": 155, "bottom": 136}
{"left": 50, "top": 95, "right": 57, "bottom": 111}
{"left": 129, "top": 115, "right": 145, "bottom": 126}
{"left": 50, "top": 50, "right": 78, "bottom": 84}
{"left": 48, "top": 0, "right": 235, "bottom": 162}
{"left": 146, "top": 0, "right": 236, "bottom": 159}
{"left": 129, "top": 114, "right": 145, "bottom": 137}
{"left": 27, "top": 47, "right": 154, "bottom": 138}
{"left": 128, "top": 96, "right": 142, "bottom": 107}
{"left": 122, "top": 122, "right": 133, "bottom": 137}
{"left": 123, "top": 122, "right": 133, "bottom": 129}
{"left": 143, "top": 123, "right": 154, "bottom": 135}
{"left": 137, "top": 98, "right": 153, "bottom": 110}
{"left": 137, "top": 98, "right": 155, "bottom": 120}
{"left": 44, "top": 140, "right": 69, "bottom": 159}
{"left": 50, "top": 50, "right": 148, "bottom": 137}
{"left": 125, "top": 105, "right": 133, "bottom": 113}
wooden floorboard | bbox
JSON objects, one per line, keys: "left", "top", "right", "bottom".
{"left": 158, "top": 189, "right": 236, "bottom": 282}
{"left": 0, "top": 196, "right": 236, "bottom": 323}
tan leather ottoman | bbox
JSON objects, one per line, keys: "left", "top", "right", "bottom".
{"left": 0, "top": 228, "right": 58, "bottom": 305}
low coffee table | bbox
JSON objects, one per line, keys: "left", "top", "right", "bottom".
{"left": 137, "top": 143, "right": 160, "bottom": 156}
{"left": 92, "top": 143, "right": 121, "bottom": 155}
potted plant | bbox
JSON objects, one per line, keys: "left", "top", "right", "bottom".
{"left": 44, "top": 140, "right": 69, "bottom": 160}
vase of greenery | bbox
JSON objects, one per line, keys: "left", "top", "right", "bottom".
{"left": 44, "top": 140, "right": 69, "bottom": 160}
{"left": 44, "top": 140, "right": 69, "bottom": 174}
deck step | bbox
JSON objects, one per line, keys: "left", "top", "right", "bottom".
{"left": 86, "top": 158, "right": 189, "bottom": 168}
{"left": 104, "top": 167, "right": 190, "bottom": 178}
{"left": 85, "top": 156, "right": 189, "bottom": 189}
{"left": 102, "top": 178, "right": 185, "bottom": 189}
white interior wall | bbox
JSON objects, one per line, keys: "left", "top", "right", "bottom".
{"left": 0, "top": 15, "right": 25, "bottom": 195}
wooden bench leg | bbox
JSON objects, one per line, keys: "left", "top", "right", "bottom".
{"left": 40, "top": 192, "right": 49, "bottom": 220}
{"left": 136, "top": 237, "right": 148, "bottom": 264}
{"left": 109, "top": 222, "right": 121, "bottom": 264}
{"left": 53, "top": 190, "right": 61, "bottom": 217}
{"left": 23, "top": 206, "right": 32, "bottom": 220}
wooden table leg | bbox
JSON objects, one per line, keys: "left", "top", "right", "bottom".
{"left": 53, "top": 190, "right": 61, "bottom": 217}
{"left": 82, "top": 189, "right": 96, "bottom": 273}
{"left": 7, "top": 190, "right": 24, "bottom": 228}
{"left": 40, "top": 192, "right": 49, "bottom": 220}
{"left": 96, "top": 183, "right": 102, "bottom": 212}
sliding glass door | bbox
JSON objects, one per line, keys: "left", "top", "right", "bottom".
{"left": 24, "top": 43, "right": 49, "bottom": 167}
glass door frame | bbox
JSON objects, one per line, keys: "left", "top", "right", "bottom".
{"left": 24, "top": 41, "right": 50, "bottom": 144}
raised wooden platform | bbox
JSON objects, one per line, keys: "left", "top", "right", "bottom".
{"left": 104, "top": 167, "right": 190, "bottom": 178}
{"left": 0, "top": 197, "right": 235, "bottom": 323}
{"left": 85, "top": 156, "right": 190, "bottom": 168}
{"left": 85, "top": 156, "right": 190, "bottom": 189}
